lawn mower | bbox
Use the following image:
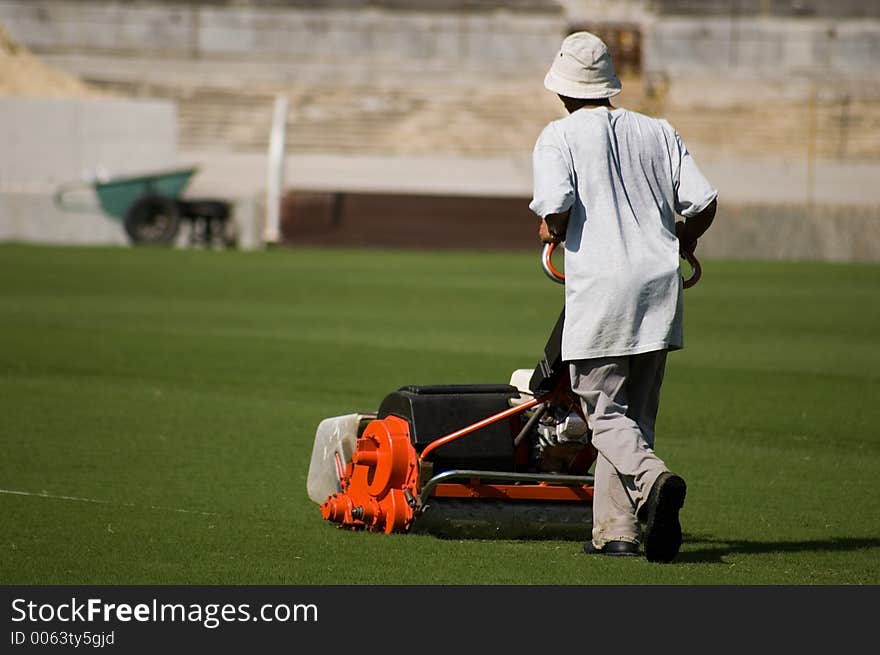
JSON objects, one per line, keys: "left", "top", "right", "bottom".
{"left": 306, "top": 243, "right": 701, "bottom": 539}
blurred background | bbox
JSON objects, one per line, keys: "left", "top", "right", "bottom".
{"left": 1, "top": 0, "right": 878, "bottom": 259}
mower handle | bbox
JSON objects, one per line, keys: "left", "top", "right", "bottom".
{"left": 541, "top": 242, "right": 566, "bottom": 284}
{"left": 681, "top": 249, "right": 702, "bottom": 289}
{"left": 541, "top": 241, "right": 702, "bottom": 288}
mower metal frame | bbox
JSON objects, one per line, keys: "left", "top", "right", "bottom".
{"left": 418, "top": 469, "right": 595, "bottom": 506}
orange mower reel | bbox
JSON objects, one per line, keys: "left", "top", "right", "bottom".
{"left": 321, "top": 416, "right": 419, "bottom": 534}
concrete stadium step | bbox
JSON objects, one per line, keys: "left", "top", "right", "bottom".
{"left": 85, "top": 76, "right": 880, "bottom": 161}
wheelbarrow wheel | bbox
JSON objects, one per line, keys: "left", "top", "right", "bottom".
{"left": 124, "top": 194, "right": 181, "bottom": 245}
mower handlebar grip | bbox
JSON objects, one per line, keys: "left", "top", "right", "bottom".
{"left": 541, "top": 241, "right": 703, "bottom": 288}
{"left": 681, "top": 249, "right": 702, "bottom": 289}
{"left": 541, "top": 242, "right": 565, "bottom": 285}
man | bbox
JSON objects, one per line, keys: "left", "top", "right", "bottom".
{"left": 529, "top": 32, "right": 717, "bottom": 562}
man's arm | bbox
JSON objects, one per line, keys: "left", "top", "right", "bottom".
{"left": 675, "top": 198, "right": 717, "bottom": 254}
{"left": 538, "top": 210, "right": 570, "bottom": 244}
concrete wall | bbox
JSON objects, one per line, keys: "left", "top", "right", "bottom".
{"left": 701, "top": 203, "right": 880, "bottom": 263}
{"left": 558, "top": 0, "right": 651, "bottom": 24}
{"left": 0, "top": 97, "right": 177, "bottom": 245}
{"left": 276, "top": 189, "right": 880, "bottom": 263}
{"left": 0, "top": 1, "right": 565, "bottom": 78}
{"left": 652, "top": 0, "right": 880, "bottom": 19}
{"left": 5, "top": 1, "right": 878, "bottom": 92}
{"left": 646, "top": 17, "right": 880, "bottom": 82}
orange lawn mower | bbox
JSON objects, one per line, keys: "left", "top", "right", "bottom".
{"left": 306, "top": 243, "right": 702, "bottom": 539}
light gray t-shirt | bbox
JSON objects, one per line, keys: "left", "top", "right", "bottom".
{"left": 530, "top": 106, "right": 717, "bottom": 360}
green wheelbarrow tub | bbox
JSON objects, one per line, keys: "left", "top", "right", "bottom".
{"left": 94, "top": 167, "right": 198, "bottom": 219}
{"left": 54, "top": 166, "right": 199, "bottom": 219}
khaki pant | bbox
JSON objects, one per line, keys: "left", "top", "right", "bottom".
{"left": 569, "top": 350, "right": 670, "bottom": 548}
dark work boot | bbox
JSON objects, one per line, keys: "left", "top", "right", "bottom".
{"left": 582, "top": 540, "right": 640, "bottom": 557}
{"left": 639, "top": 472, "right": 687, "bottom": 563}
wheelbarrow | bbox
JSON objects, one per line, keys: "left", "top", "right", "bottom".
{"left": 53, "top": 166, "right": 233, "bottom": 246}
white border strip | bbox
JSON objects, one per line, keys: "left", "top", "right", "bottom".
{"left": 0, "top": 488, "right": 219, "bottom": 517}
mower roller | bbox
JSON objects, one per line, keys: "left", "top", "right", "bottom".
{"left": 307, "top": 243, "right": 702, "bottom": 539}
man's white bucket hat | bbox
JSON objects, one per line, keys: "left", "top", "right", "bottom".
{"left": 544, "top": 31, "right": 622, "bottom": 99}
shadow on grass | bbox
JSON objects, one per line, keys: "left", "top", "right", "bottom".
{"left": 678, "top": 536, "right": 880, "bottom": 564}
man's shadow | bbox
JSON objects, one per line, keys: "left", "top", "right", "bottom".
{"left": 677, "top": 535, "right": 880, "bottom": 564}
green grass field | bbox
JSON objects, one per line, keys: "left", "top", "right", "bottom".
{"left": 1, "top": 243, "right": 878, "bottom": 585}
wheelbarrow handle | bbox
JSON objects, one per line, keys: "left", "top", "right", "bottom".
{"left": 53, "top": 181, "right": 99, "bottom": 214}
{"left": 541, "top": 241, "right": 703, "bottom": 288}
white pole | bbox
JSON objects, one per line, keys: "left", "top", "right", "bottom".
{"left": 263, "top": 94, "right": 288, "bottom": 246}
{"left": 806, "top": 82, "right": 817, "bottom": 208}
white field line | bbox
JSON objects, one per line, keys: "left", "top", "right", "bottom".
{"left": 0, "top": 488, "right": 219, "bottom": 517}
